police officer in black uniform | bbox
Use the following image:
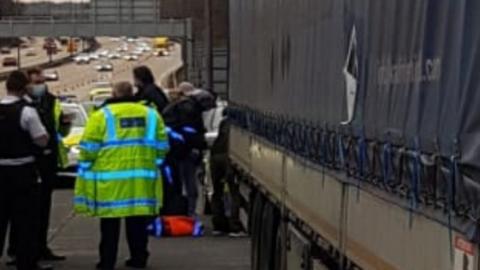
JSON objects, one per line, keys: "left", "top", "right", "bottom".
{"left": 0, "top": 71, "right": 52, "bottom": 270}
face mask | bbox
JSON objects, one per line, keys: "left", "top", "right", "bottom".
{"left": 31, "top": 84, "right": 47, "bottom": 97}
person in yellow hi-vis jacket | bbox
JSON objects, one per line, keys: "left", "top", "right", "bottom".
{"left": 74, "top": 82, "right": 169, "bottom": 270}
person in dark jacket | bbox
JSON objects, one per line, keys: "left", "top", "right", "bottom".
{"left": 133, "top": 66, "right": 169, "bottom": 114}
{"left": 0, "top": 71, "right": 52, "bottom": 270}
{"left": 161, "top": 85, "right": 215, "bottom": 216}
{"left": 210, "top": 111, "right": 245, "bottom": 237}
{"left": 6, "top": 68, "right": 69, "bottom": 266}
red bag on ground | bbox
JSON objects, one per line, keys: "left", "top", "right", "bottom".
{"left": 148, "top": 216, "right": 204, "bottom": 238}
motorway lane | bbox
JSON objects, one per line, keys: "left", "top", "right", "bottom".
{"left": 0, "top": 38, "right": 70, "bottom": 73}
{"left": 0, "top": 38, "right": 134, "bottom": 95}
{"left": 44, "top": 39, "right": 135, "bottom": 97}
{"left": 49, "top": 43, "right": 182, "bottom": 101}
{"left": 0, "top": 37, "right": 118, "bottom": 79}
{"left": 25, "top": 190, "right": 251, "bottom": 270}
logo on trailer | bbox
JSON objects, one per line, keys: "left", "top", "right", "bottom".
{"left": 342, "top": 26, "right": 359, "bottom": 125}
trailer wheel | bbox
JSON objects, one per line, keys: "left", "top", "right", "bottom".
{"left": 273, "top": 219, "right": 286, "bottom": 270}
{"left": 251, "top": 192, "right": 265, "bottom": 270}
{"left": 258, "top": 201, "right": 280, "bottom": 270}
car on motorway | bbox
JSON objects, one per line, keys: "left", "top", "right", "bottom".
{"left": 58, "top": 95, "right": 79, "bottom": 103}
{"left": 91, "top": 93, "right": 111, "bottom": 104}
{"left": 142, "top": 46, "right": 152, "bottom": 52}
{"left": 107, "top": 52, "right": 121, "bottom": 60}
{"left": 25, "top": 48, "right": 37, "bottom": 57}
{"left": 99, "top": 50, "right": 110, "bottom": 58}
{"left": 1, "top": 47, "right": 11, "bottom": 54}
{"left": 117, "top": 45, "right": 128, "bottom": 52}
{"left": 2, "top": 57, "right": 17, "bottom": 67}
{"left": 89, "top": 53, "right": 100, "bottom": 61}
{"left": 154, "top": 48, "right": 170, "bottom": 57}
{"left": 59, "top": 102, "right": 88, "bottom": 176}
{"left": 44, "top": 70, "right": 59, "bottom": 81}
{"left": 74, "top": 54, "right": 90, "bottom": 64}
{"left": 89, "top": 82, "right": 113, "bottom": 101}
{"left": 123, "top": 54, "right": 138, "bottom": 61}
{"left": 95, "top": 61, "right": 114, "bottom": 72}
{"left": 132, "top": 49, "right": 143, "bottom": 56}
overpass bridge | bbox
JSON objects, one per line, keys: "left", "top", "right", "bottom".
{"left": 0, "top": 0, "right": 195, "bottom": 82}
{"left": 0, "top": 0, "right": 190, "bottom": 38}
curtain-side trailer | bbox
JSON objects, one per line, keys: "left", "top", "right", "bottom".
{"left": 228, "top": 0, "right": 480, "bottom": 269}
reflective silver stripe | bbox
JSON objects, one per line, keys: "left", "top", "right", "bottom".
{"left": 0, "top": 156, "right": 35, "bottom": 166}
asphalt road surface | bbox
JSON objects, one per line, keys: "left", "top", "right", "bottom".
{"left": 0, "top": 191, "right": 250, "bottom": 270}
{"left": 47, "top": 42, "right": 182, "bottom": 101}
{"left": 0, "top": 38, "right": 71, "bottom": 73}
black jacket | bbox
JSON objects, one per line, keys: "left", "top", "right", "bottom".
{"left": 210, "top": 118, "right": 229, "bottom": 157}
{"left": 135, "top": 83, "right": 169, "bottom": 114}
{"left": 31, "top": 91, "right": 58, "bottom": 152}
{"left": 162, "top": 96, "right": 208, "bottom": 157}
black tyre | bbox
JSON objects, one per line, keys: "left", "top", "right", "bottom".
{"left": 273, "top": 220, "right": 286, "bottom": 270}
{"left": 258, "top": 201, "right": 280, "bottom": 270}
{"left": 251, "top": 192, "right": 265, "bottom": 270}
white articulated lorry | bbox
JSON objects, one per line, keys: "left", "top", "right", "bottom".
{"left": 227, "top": 0, "right": 480, "bottom": 269}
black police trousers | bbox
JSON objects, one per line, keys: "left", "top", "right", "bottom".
{"left": 99, "top": 217, "right": 150, "bottom": 269}
{"left": 0, "top": 164, "right": 40, "bottom": 270}
{"left": 8, "top": 154, "right": 57, "bottom": 257}
{"left": 210, "top": 155, "right": 243, "bottom": 233}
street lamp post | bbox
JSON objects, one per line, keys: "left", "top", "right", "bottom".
{"left": 17, "top": 43, "right": 21, "bottom": 70}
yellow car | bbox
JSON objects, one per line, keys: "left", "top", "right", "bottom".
{"left": 89, "top": 82, "right": 112, "bottom": 101}
{"left": 153, "top": 37, "right": 169, "bottom": 49}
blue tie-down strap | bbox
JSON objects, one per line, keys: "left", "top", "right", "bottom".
{"left": 162, "top": 165, "right": 173, "bottom": 185}
{"left": 382, "top": 143, "right": 392, "bottom": 188}
{"left": 147, "top": 217, "right": 163, "bottom": 238}
{"left": 166, "top": 127, "right": 185, "bottom": 142}
{"left": 182, "top": 126, "right": 197, "bottom": 134}
{"left": 337, "top": 135, "right": 346, "bottom": 169}
{"left": 192, "top": 219, "right": 204, "bottom": 237}
{"left": 407, "top": 151, "right": 421, "bottom": 229}
{"left": 447, "top": 155, "right": 458, "bottom": 262}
